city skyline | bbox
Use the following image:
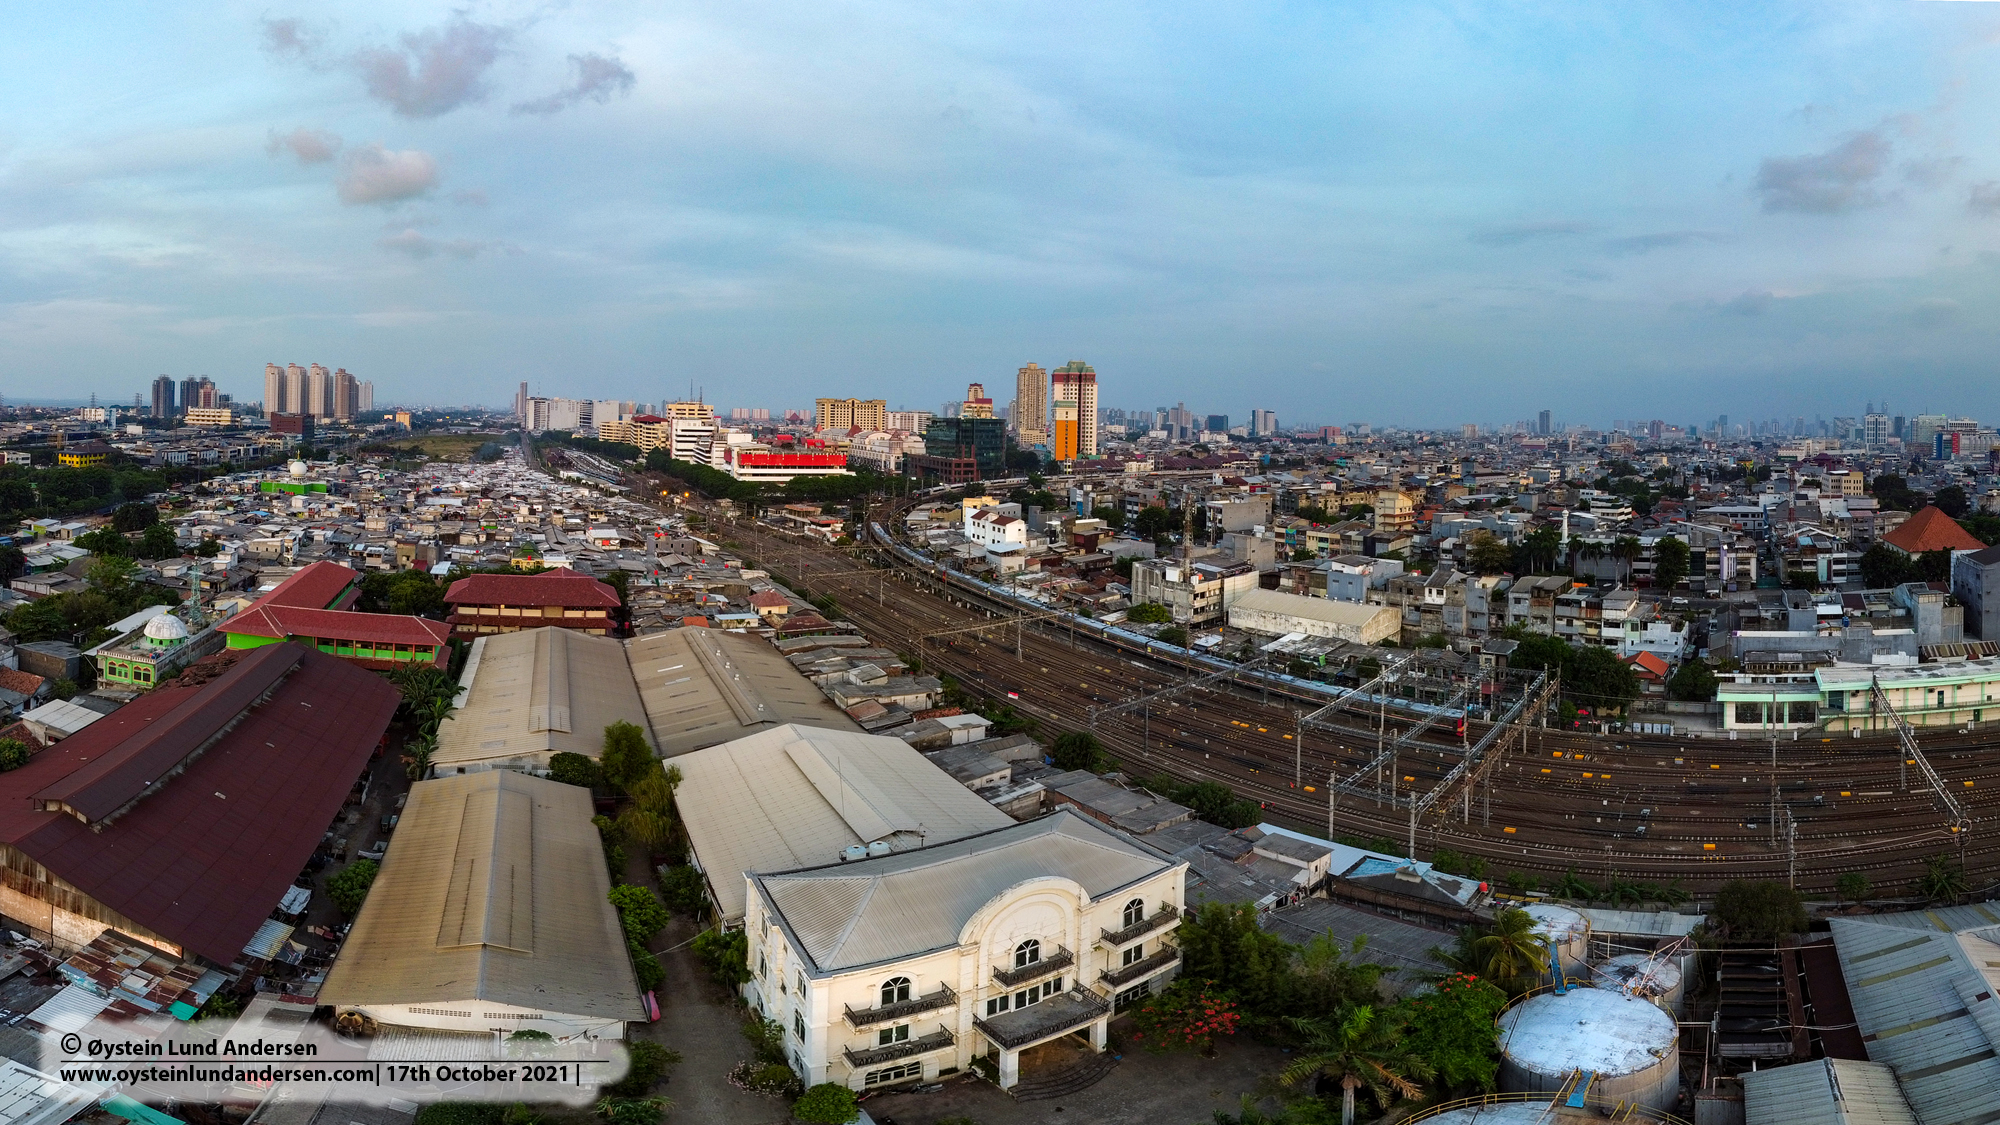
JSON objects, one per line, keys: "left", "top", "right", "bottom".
{"left": 7, "top": 5, "right": 2000, "bottom": 423}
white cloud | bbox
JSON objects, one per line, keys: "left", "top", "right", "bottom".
{"left": 266, "top": 127, "right": 341, "bottom": 165}
{"left": 378, "top": 228, "right": 485, "bottom": 259}
{"left": 1754, "top": 132, "right": 1892, "bottom": 214}
{"left": 337, "top": 144, "right": 439, "bottom": 205}
{"left": 352, "top": 17, "right": 509, "bottom": 118}
{"left": 512, "top": 53, "right": 636, "bottom": 115}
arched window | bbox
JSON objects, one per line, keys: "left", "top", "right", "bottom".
{"left": 880, "top": 977, "right": 911, "bottom": 1006}
{"left": 1014, "top": 938, "right": 1041, "bottom": 968}
{"left": 1123, "top": 898, "right": 1146, "bottom": 929}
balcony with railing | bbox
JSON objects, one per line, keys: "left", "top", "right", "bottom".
{"left": 1100, "top": 904, "right": 1179, "bottom": 947}
{"left": 973, "top": 989, "right": 1111, "bottom": 1051}
{"left": 1100, "top": 945, "right": 1181, "bottom": 988}
{"left": 843, "top": 984, "right": 958, "bottom": 1030}
{"left": 842, "top": 1027, "right": 955, "bottom": 1069}
{"left": 991, "top": 946, "right": 1073, "bottom": 988}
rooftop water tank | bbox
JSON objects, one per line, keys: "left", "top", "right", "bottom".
{"left": 841, "top": 845, "right": 869, "bottom": 863}
{"left": 1598, "top": 951, "right": 1686, "bottom": 1015}
{"left": 1497, "top": 986, "right": 1680, "bottom": 1113}
{"left": 1522, "top": 902, "right": 1592, "bottom": 982}
{"left": 866, "top": 840, "right": 892, "bottom": 858}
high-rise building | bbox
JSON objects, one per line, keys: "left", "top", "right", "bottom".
{"left": 284, "top": 364, "right": 306, "bottom": 417}
{"left": 333, "top": 368, "right": 359, "bottom": 419}
{"left": 1537, "top": 409, "right": 1551, "bottom": 436}
{"left": 814, "top": 398, "right": 887, "bottom": 431}
{"left": 1205, "top": 414, "right": 1229, "bottom": 433}
{"left": 151, "top": 375, "right": 176, "bottom": 418}
{"left": 180, "top": 377, "right": 201, "bottom": 417}
{"left": 1049, "top": 361, "right": 1099, "bottom": 460}
{"left": 659, "top": 401, "right": 714, "bottom": 421}
{"left": 306, "top": 363, "right": 333, "bottom": 419}
{"left": 960, "top": 384, "right": 995, "bottom": 420}
{"left": 1251, "top": 409, "right": 1278, "bottom": 437}
{"left": 194, "top": 378, "right": 218, "bottom": 409}
{"left": 1863, "top": 412, "right": 1890, "bottom": 448}
{"left": 515, "top": 382, "right": 529, "bottom": 423}
{"left": 886, "top": 410, "right": 932, "bottom": 434}
{"left": 264, "top": 363, "right": 285, "bottom": 414}
{"left": 1013, "top": 363, "right": 1048, "bottom": 447}
{"left": 358, "top": 381, "right": 373, "bottom": 412}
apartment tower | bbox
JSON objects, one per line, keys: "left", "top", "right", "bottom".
{"left": 1049, "top": 361, "right": 1098, "bottom": 461}
{"left": 813, "top": 398, "right": 887, "bottom": 431}
{"left": 1013, "top": 363, "right": 1049, "bottom": 447}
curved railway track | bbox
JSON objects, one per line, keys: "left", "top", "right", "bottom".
{"left": 679, "top": 497, "right": 1999, "bottom": 896}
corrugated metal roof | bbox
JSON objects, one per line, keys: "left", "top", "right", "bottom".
{"left": 319, "top": 771, "right": 644, "bottom": 1022}
{"left": 1831, "top": 910, "right": 2000, "bottom": 1125}
{"left": 628, "top": 628, "right": 859, "bottom": 759}
{"left": 444, "top": 569, "right": 619, "bottom": 609}
{"left": 243, "top": 920, "right": 293, "bottom": 960}
{"left": 433, "top": 628, "right": 651, "bottom": 768}
{"left": 0, "top": 1058, "right": 98, "bottom": 1125}
{"left": 25, "top": 985, "right": 111, "bottom": 1034}
{"left": 678, "top": 723, "right": 1014, "bottom": 923}
{"left": 753, "top": 810, "right": 1178, "bottom": 974}
{"left": 1745, "top": 1058, "right": 1918, "bottom": 1125}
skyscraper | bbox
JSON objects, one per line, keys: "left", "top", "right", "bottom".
{"left": 285, "top": 364, "right": 306, "bottom": 418}
{"left": 194, "top": 378, "right": 217, "bottom": 409}
{"left": 1251, "top": 409, "right": 1277, "bottom": 437}
{"left": 1013, "top": 363, "right": 1048, "bottom": 447}
{"left": 358, "top": 381, "right": 374, "bottom": 412}
{"left": 1537, "top": 409, "right": 1551, "bottom": 436}
{"left": 151, "top": 375, "right": 175, "bottom": 418}
{"left": 333, "top": 368, "right": 358, "bottom": 419}
{"left": 814, "top": 398, "right": 887, "bottom": 431}
{"left": 265, "top": 363, "right": 285, "bottom": 414}
{"left": 180, "top": 377, "right": 201, "bottom": 417}
{"left": 1049, "top": 361, "right": 1099, "bottom": 460}
{"left": 961, "top": 384, "right": 995, "bottom": 419}
{"left": 515, "top": 382, "right": 529, "bottom": 422}
{"left": 307, "top": 363, "right": 333, "bottom": 418}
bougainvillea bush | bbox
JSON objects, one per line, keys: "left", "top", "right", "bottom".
{"left": 1127, "top": 979, "right": 1243, "bottom": 1055}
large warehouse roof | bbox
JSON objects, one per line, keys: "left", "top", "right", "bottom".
{"left": 0, "top": 643, "right": 397, "bottom": 963}
{"left": 320, "top": 771, "right": 643, "bottom": 1022}
{"left": 434, "top": 628, "right": 652, "bottom": 770}
{"left": 753, "top": 810, "right": 1176, "bottom": 974}
{"left": 676, "top": 723, "right": 1013, "bottom": 922}
{"left": 1227, "top": 586, "right": 1398, "bottom": 628}
{"left": 627, "top": 627, "right": 858, "bottom": 758}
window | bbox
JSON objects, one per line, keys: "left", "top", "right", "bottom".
{"left": 985, "top": 994, "right": 1009, "bottom": 1017}
{"left": 1122, "top": 943, "right": 1146, "bottom": 967}
{"left": 1122, "top": 898, "right": 1146, "bottom": 929}
{"left": 1734, "top": 702, "right": 1762, "bottom": 725}
{"left": 1012, "top": 978, "right": 1063, "bottom": 1011}
{"left": 758, "top": 953, "right": 767, "bottom": 978}
{"left": 877, "top": 1023, "right": 911, "bottom": 1047}
{"left": 792, "top": 1012, "right": 806, "bottom": 1040}
{"left": 1114, "top": 981, "right": 1152, "bottom": 1013}
{"left": 1014, "top": 939, "right": 1041, "bottom": 968}
{"left": 880, "top": 977, "right": 911, "bottom": 1007}
{"left": 865, "top": 1061, "right": 923, "bottom": 1087}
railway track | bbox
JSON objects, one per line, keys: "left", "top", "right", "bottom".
{"left": 673, "top": 496, "right": 2000, "bottom": 897}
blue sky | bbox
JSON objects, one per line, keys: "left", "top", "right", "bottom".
{"left": 4, "top": 2, "right": 2000, "bottom": 427}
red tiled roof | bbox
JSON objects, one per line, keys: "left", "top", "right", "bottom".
{"left": 0, "top": 668, "right": 45, "bottom": 697}
{"left": 220, "top": 604, "right": 451, "bottom": 646}
{"left": 1882, "top": 505, "right": 1984, "bottom": 554}
{"left": 444, "top": 567, "right": 620, "bottom": 608}
{"left": 748, "top": 591, "right": 792, "bottom": 608}
{"left": 0, "top": 643, "right": 398, "bottom": 963}
{"left": 1624, "top": 652, "right": 1671, "bottom": 679}
{"left": 256, "top": 560, "right": 362, "bottom": 612}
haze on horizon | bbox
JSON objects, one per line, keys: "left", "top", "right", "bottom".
{"left": 4, "top": 2, "right": 2000, "bottom": 426}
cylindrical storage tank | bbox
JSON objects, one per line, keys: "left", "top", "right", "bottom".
{"left": 1598, "top": 952, "right": 1685, "bottom": 1015}
{"left": 1409, "top": 1105, "right": 1560, "bottom": 1125}
{"left": 1497, "top": 987, "right": 1680, "bottom": 1113}
{"left": 1522, "top": 903, "right": 1591, "bottom": 982}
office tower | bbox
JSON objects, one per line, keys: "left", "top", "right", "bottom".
{"left": 887, "top": 410, "right": 932, "bottom": 433}
{"left": 179, "top": 377, "right": 201, "bottom": 416}
{"left": 813, "top": 398, "right": 888, "bottom": 431}
{"left": 1049, "top": 361, "right": 1099, "bottom": 460}
{"left": 1205, "top": 414, "right": 1229, "bottom": 433}
{"left": 264, "top": 364, "right": 285, "bottom": 414}
{"left": 515, "top": 382, "right": 529, "bottom": 422}
{"left": 1252, "top": 409, "right": 1278, "bottom": 437}
{"left": 151, "top": 376, "right": 175, "bottom": 418}
{"left": 1013, "top": 363, "right": 1049, "bottom": 447}
{"left": 1537, "top": 409, "right": 1551, "bottom": 436}
{"left": 961, "top": 384, "right": 995, "bottom": 419}
{"left": 358, "top": 381, "right": 373, "bottom": 412}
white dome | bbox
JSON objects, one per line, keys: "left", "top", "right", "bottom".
{"left": 288, "top": 460, "right": 308, "bottom": 477}
{"left": 143, "top": 614, "right": 190, "bottom": 642}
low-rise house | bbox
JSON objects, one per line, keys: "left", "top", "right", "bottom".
{"left": 444, "top": 567, "right": 620, "bottom": 639}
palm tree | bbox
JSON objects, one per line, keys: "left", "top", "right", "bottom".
{"left": 1613, "top": 536, "right": 1643, "bottom": 585}
{"left": 1281, "top": 1007, "right": 1433, "bottom": 1125}
{"left": 1577, "top": 540, "right": 1606, "bottom": 579}
{"left": 401, "top": 735, "right": 435, "bottom": 781}
{"left": 1472, "top": 908, "right": 1551, "bottom": 995}
{"left": 1917, "top": 854, "right": 1969, "bottom": 904}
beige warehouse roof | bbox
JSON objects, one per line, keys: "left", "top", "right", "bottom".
{"left": 434, "top": 627, "right": 652, "bottom": 768}
{"left": 754, "top": 810, "right": 1177, "bottom": 975}
{"left": 628, "top": 627, "right": 859, "bottom": 758}
{"left": 1227, "top": 586, "right": 1398, "bottom": 628}
{"left": 320, "top": 771, "right": 644, "bottom": 1021}
{"left": 677, "top": 723, "right": 1013, "bottom": 923}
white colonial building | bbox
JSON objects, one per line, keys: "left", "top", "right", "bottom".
{"left": 742, "top": 810, "right": 1185, "bottom": 1092}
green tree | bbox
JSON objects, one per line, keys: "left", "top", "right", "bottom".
{"left": 791, "top": 1083, "right": 859, "bottom": 1125}
{"left": 1835, "top": 871, "right": 1871, "bottom": 905}
{"left": 1667, "top": 660, "right": 1717, "bottom": 702}
{"left": 1126, "top": 602, "right": 1173, "bottom": 625}
{"left": 1280, "top": 1007, "right": 1433, "bottom": 1125}
{"left": 111, "top": 502, "right": 159, "bottom": 532}
{"left": 136, "top": 522, "right": 179, "bottom": 560}
{"left": 1713, "top": 880, "right": 1806, "bottom": 940}
{"left": 592, "top": 1097, "right": 671, "bottom": 1125}
{"left": 1465, "top": 532, "right": 1513, "bottom": 575}
{"left": 1395, "top": 972, "right": 1508, "bottom": 1093}
{"left": 600, "top": 721, "right": 659, "bottom": 790}
{"left": 327, "top": 859, "right": 380, "bottom": 915}
{"left": 692, "top": 927, "right": 751, "bottom": 988}
{"left": 1133, "top": 505, "right": 1176, "bottom": 538}
{"left": 85, "top": 554, "right": 138, "bottom": 596}
{"left": 659, "top": 866, "right": 709, "bottom": 915}
{"left": 1288, "top": 934, "right": 1386, "bottom": 1019}
{"left": 1565, "top": 645, "right": 1640, "bottom": 711}
{"left": 1158, "top": 625, "right": 1190, "bottom": 648}
{"left": 0, "top": 739, "right": 30, "bottom": 771}
{"left": 1933, "top": 484, "right": 1971, "bottom": 518}
{"left": 1049, "top": 731, "right": 1106, "bottom": 772}
{"left": 1916, "top": 854, "right": 1969, "bottom": 904}
{"left": 1178, "top": 903, "right": 1297, "bottom": 1019}
{"left": 606, "top": 1040, "right": 681, "bottom": 1099}
{"left": 1652, "top": 536, "right": 1690, "bottom": 591}
{"left": 74, "top": 527, "right": 132, "bottom": 556}
{"left": 609, "top": 885, "right": 670, "bottom": 942}
{"left": 0, "top": 545, "right": 27, "bottom": 583}
{"left": 1859, "top": 543, "right": 1917, "bottom": 589}
{"left": 549, "top": 751, "right": 605, "bottom": 790}
{"left": 1127, "top": 978, "right": 1243, "bottom": 1053}
{"left": 1514, "top": 527, "right": 1562, "bottom": 573}
{"left": 1471, "top": 908, "right": 1551, "bottom": 995}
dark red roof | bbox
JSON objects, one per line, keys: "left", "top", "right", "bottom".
{"left": 444, "top": 567, "right": 620, "bottom": 609}
{"left": 220, "top": 604, "right": 451, "bottom": 646}
{"left": 256, "top": 560, "right": 362, "bottom": 612}
{"left": 1882, "top": 505, "right": 1984, "bottom": 554}
{"left": 0, "top": 643, "right": 398, "bottom": 964}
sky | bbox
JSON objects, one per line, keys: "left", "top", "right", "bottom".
{"left": 4, "top": 2, "right": 2000, "bottom": 428}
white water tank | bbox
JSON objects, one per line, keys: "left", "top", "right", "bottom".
{"left": 867, "top": 840, "right": 892, "bottom": 858}
{"left": 1522, "top": 902, "right": 1592, "bottom": 981}
{"left": 841, "top": 845, "right": 869, "bottom": 863}
{"left": 1497, "top": 986, "right": 1680, "bottom": 1113}
{"left": 1598, "top": 952, "right": 1686, "bottom": 1015}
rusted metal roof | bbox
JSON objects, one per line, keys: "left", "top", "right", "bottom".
{"left": 444, "top": 568, "right": 619, "bottom": 608}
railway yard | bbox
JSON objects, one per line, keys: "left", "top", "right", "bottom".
{"left": 669, "top": 489, "right": 1998, "bottom": 899}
